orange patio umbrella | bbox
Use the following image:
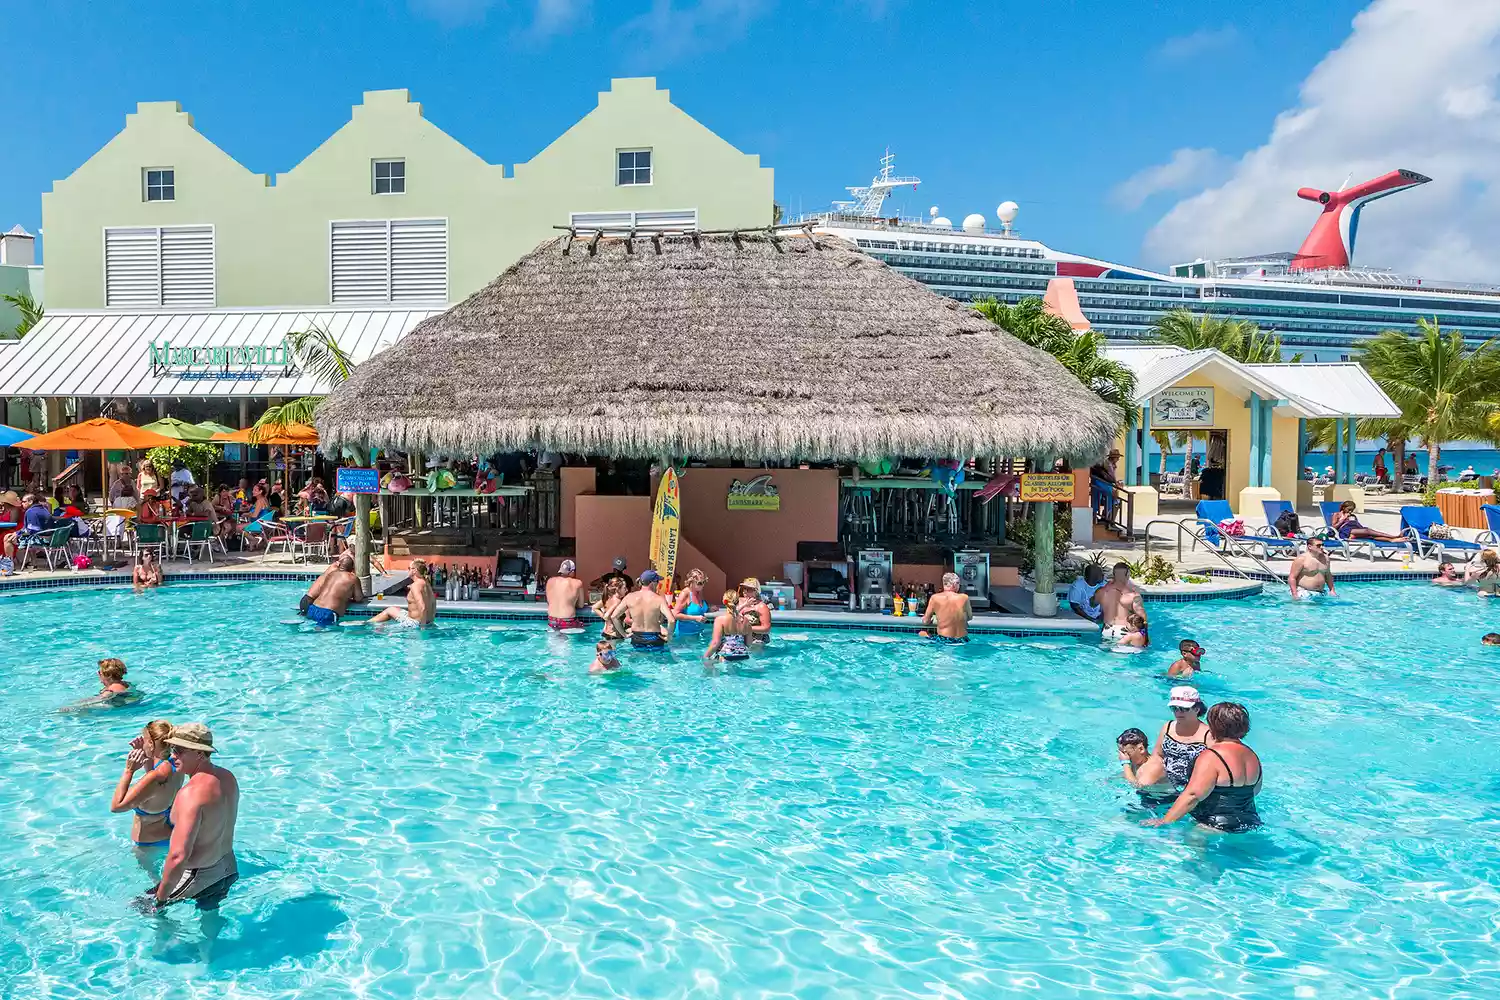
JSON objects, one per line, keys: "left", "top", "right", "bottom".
{"left": 15, "top": 418, "right": 190, "bottom": 508}
{"left": 210, "top": 424, "right": 319, "bottom": 446}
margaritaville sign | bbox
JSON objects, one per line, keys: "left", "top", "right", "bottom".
{"left": 147, "top": 339, "right": 301, "bottom": 381}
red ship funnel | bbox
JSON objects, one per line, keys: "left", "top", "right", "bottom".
{"left": 1290, "top": 168, "right": 1430, "bottom": 271}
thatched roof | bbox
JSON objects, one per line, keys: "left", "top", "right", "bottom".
{"left": 317, "top": 230, "right": 1121, "bottom": 462}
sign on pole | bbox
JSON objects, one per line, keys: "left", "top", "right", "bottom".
{"left": 1019, "top": 472, "right": 1075, "bottom": 503}
{"left": 335, "top": 466, "right": 381, "bottom": 494}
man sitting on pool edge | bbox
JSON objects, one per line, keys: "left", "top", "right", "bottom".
{"left": 920, "top": 572, "right": 972, "bottom": 643}
{"left": 356, "top": 559, "right": 435, "bottom": 629}
{"left": 306, "top": 554, "right": 364, "bottom": 626}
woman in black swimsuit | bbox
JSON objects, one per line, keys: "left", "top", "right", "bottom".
{"left": 1144, "top": 702, "right": 1262, "bottom": 832}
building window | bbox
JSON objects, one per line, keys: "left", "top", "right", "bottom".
{"left": 104, "top": 225, "right": 214, "bottom": 307}
{"left": 330, "top": 218, "right": 447, "bottom": 304}
{"left": 373, "top": 159, "right": 405, "bottom": 195}
{"left": 144, "top": 168, "right": 175, "bottom": 202}
{"left": 617, "top": 149, "right": 652, "bottom": 186}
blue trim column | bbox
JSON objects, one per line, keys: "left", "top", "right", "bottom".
{"left": 1260, "top": 399, "right": 1274, "bottom": 489}
{"left": 1345, "top": 420, "right": 1358, "bottom": 484}
{"left": 1124, "top": 409, "right": 1139, "bottom": 488}
{"left": 1333, "top": 419, "right": 1345, "bottom": 484}
{"left": 1139, "top": 404, "right": 1151, "bottom": 487}
{"left": 1247, "top": 394, "right": 1263, "bottom": 488}
{"left": 1297, "top": 419, "right": 1308, "bottom": 480}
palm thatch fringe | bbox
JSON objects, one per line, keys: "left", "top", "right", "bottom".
{"left": 317, "top": 231, "right": 1122, "bottom": 462}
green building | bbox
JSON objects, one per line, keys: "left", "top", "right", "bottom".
{"left": 41, "top": 77, "right": 773, "bottom": 310}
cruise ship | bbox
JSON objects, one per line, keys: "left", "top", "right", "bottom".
{"left": 807, "top": 155, "right": 1500, "bottom": 361}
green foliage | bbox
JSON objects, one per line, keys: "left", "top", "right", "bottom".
{"left": 1150, "top": 308, "right": 1291, "bottom": 362}
{"left": 1008, "top": 503, "right": 1074, "bottom": 574}
{"left": 973, "top": 297, "right": 1137, "bottom": 417}
{"left": 1179, "top": 573, "right": 1211, "bottom": 584}
{"left": 144, "top": 443, "right": 221, "bottom": 485}
{"left": 1126, "top": 554, "right": 1177, "bottom": 585}
{"left": 1, "top": 292, "right": 43, "bottom": 340}
{"left": 252, "top": 324, "right": 355, "bottom": 435}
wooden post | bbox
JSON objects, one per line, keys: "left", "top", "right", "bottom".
{"left": 355, "top": 493, "right": 372, "bottom": 588}
{"left": 1031, "top": 460, "right": 1058, "bottom": 618}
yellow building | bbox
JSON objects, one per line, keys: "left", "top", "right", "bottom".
{"left": 1103, "top": 346, "right": 1399, "bottom": 518}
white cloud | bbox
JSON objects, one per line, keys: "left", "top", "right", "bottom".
{"left": 408, "top": 0, "right": 584, "bottom": 34}
{"left": 616, "top": 0, "right": 768, "bottom": 62}
{"left": 1156, "top": 26, "right": 1239, "bottom": 62}
{"left": 1141, "top": 0, "right": 1500, "bottom": 281}
{"left": 1110, "top": 148, "right": 1227, "bottom": 211}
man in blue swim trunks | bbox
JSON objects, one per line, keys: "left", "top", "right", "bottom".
{"left": 920, "top": 572, "right": 972, "bottom": 643}
{"left": 306, "top": 555, "right": 364, "bottom": 626}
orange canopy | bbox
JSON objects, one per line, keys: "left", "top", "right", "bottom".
{"left": 210, "top": 424, "right": 319, "bottom": 446}
{"left": 14, "top": 417, "right": 186, "bottom": 451}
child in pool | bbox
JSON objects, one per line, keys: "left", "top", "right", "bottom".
{"left": 1115, "top": 612, "right": 1149, "bottom": 650}
{"left": 1167, "top": 639, "right": 1203, "bottom": 678}
{"left": 589, "top": 639, "right": 621, "bottom": 674}
{"left": 1483, "top": 633, "right": 1500, "bottom": 646}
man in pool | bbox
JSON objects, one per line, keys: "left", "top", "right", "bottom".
{"left": 920, "top": 572, "right": 972, "bottom": 643}
{"left": 1432, "top": 561, "right": 1464, "bottom": 587}
{"left": 1096, "top": 562, "right": 1146, "bottom": 641}
{"left": 610, "top": 569, "right": 675, "bottom": 649}
{"left": 545, "top": 559, "right": 588, "bottom": 632}
{"left": 1066, "top": 563, "right": 1106, "bottom": 625}
{"left": 1288, "top": 537, "right": 1336, "bottom": 599}
{"left": 356, "top": 559, "right": 435, "bottom": 629}
{"left": 306, "top": 554, "right": 364, "bottom": 626}
{"left": 140, "top": 723, "right": 239, "bottom": 913}
{"left": 299, "top": 553, "right": 353, "bottom": 615}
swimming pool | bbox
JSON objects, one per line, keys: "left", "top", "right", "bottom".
{"left": 1, "top": 580, "right": 1496, "bottom": 998}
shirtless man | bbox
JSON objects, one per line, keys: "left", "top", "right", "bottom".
{"left": 1096, "top": 562, "right": 1147, "bottom": 641}
{"left": 358, "top": 559, "right": 435, "bottom": 628}
{"left": 609, "top": 570, "right": 675, "bottom": 649}
{"left": 545, "top": 559, "right": 588, "bottom": 633}
{"left": 1288, "top": 537, "right": 1335, "bottom": 599}
{"left": 920, "top": 572, "right": 973, "bottom": 643}
{"left": 140, "top": 723, "right": 239, "bottom": 913}
{"left": 306, "top": 554, "right": 364, "bottom": 626}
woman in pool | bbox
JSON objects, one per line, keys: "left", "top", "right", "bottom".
{"left": 1464, "top": 550, "right": 1500, "bottom": 595}
{"left": 1144, "top": 702, "right": 1262, "bottom": 832}
{"left": 593, "top": 578, "right": 630, "bottom": 642}
{"left": 59, "top": 658, "right": 140, "bottom": 712}
{"left": 1122, "top": 686, "right": 1208, "bottom": 794}
{"left": 133, "top": 549, "right": 163, "bottom": 592}
{"left": 705, "top": 589, "right": 752, "bottom": 662}
{"left": 672, "top": 569, "right": 710, "bottom": 637}
{"left": 1330, "top": 500, "right": 1406, "bottom": 543}
{"left": 109, "top": 720, "right": 185, "bottom": 848}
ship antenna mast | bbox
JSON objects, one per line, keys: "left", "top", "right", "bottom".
{"left": 831, "top": 149, "right": 921, "bottom": 217}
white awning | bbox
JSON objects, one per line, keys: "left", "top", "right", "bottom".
{"left": 0, "top": 306, "right": 443, "bottom": 398}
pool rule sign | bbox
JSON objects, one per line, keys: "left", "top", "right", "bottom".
{"left": 336, "top": 467, "right": 381, "bottom": 494}
{"left": 1019, "top": 473, "right": 1074, "bottom": 502}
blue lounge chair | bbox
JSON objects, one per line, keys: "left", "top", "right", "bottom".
{"left": 1194, "top": 500, "right": 1301, "bottom": 559}
{"left": 1477, "top": 504, "right": 1500, "bottom": 548}
{"left": 1400, "top": 505, "right": 1483, "bottom": 563}
{"left": 1256, "top": 499, "right": 1309, "bottom": 556}
{"left": 1317, "top": 501, "right": 1412, "bottom": 561}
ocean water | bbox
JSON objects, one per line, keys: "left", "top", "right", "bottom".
{"left": 1148, "top": 447, "right": 1500, "bottom": 478}
{"left": 1, "top": 580, "right": 1498, "bottom": 998}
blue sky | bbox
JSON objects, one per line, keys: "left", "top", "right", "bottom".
{"left": 6, "top": 1, "right": 1471, "bottom": 275}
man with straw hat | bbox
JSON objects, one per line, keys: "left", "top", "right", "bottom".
{"left": 139, "top": 723, "right": 240, "bottom": 913}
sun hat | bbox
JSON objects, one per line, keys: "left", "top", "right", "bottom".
{"left": 0, "top": 490, "right": 21, "bottom": 507}
{"left": 165, "top": 722, "right": 215, "bottom": 754}
{"left": 1168, "top": 686, "right": 1201, "bottom": 709}
{"left": 739, "top": 577, "right": 761, "bottom": 591}
{"left": 559, "top": 559, "right": 576, "bottom": 575}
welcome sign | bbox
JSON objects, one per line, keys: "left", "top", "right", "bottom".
{"left": 147, "top": 339, "right": 301, "bottom": 382}
{"left": 1151, "top": 386, "right": 1215, "bottom": 428}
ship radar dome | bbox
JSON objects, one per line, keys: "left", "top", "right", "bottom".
{"left": 931, "top": 216, "right": 952, "bottom": 229}
{"left": 929, "top": 205, "right": 940, "bottom": 218}
{"left": 961, "top": 213, "right": 986, "bottom": 233}
{"left": 997, "top": 201, "right": 1019, "bottom": 224}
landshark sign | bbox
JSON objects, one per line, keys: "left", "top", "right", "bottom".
{"left": 727, "top": 474, "right": 781, "bottom": 510}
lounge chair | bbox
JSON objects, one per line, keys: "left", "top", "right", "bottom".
{"left": 1193, "top": 499, "right": 1300, "bottom": 559}
{"left": 1399, "top": 505, "right": 1483, "bottom": 563}
{"left": 1316, "top": 501, "right": 1412, "bottom": 560}
{"left": 1476, "top": 504, "right": 1500, "bottom": 549}
{"left": 1256, "top": 499, "right": 1310, "bottom": 555}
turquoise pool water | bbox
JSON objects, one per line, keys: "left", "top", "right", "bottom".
{"left": 1, "top": 580, "right": 1497, "bottom": 998}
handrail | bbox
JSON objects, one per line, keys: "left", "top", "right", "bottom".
{"left": 1143, "top": 517, "right": 1289, "bottom": 587}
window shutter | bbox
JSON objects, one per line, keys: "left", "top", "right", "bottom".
{"left": 634, "top": 208, "right": 698, "bottom": 230}
{"left": 160, "top": 225, "right": 215, "bottom": 307}
{"left": 104, "top": 227, "right": 162, "bottom": 307}
{"left": 570, "top": 211, "right": 635, "bottom": 232}
{"left": 569, "top": 209, "right": 697, "bottom": 233}
{"left": 331, "top": 220, "right": 393, "bottom": 303}
{"left": 390, "top": 219, "right": 447, "bottom": 303}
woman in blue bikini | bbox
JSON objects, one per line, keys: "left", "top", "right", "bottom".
{"left": 672, "top": 569, "right": 711, "bottom": 637}
{"left": 109, "top": 720, "right": 185, "bottom": 849}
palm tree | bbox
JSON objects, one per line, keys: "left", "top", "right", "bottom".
{"left": 1358, "top": 319, "right": 1500, "bottom": 484}
{"left": 1151, "top": 308, "right": 1291, "bottom": 363}
{"left": 973, "top": 297, "right": 1136, "bottom": 416}
{"left": 1, "top": 292, "right": 43, "bottom": 340}
{"left": 251, "top": 325, "right": 355, "bottom": 436}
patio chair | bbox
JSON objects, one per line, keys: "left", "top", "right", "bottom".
{"left": 132, "top": 522, "right": 169, "bottom": 563}
{"left": 180, "top": 519, "right": 216, "bottom": 565}
{"left": 1399, "top": 505, "right": 1483, "bottom": 563}
{"left": 16, "top": 525, "right": 75, "bottom": 571}
{"left": 1316, "top": 501, "right": 1412, "bottom": 561}
{"left": 1193, "top": 499, "right": 1301, "bottom": 559}
{"left": 259, "top": 521, "right": 297, "bottom": 562}
{"left": 292, "top": 521, "right": 331, "bottom": 563}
